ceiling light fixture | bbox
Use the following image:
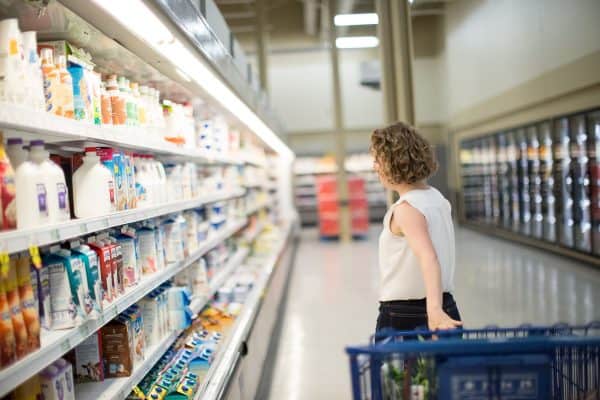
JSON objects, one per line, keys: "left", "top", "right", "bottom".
{"left": 334, "top": 13, "right": 379, "bottom": 26}
{"left": 336, "top": 36, "right": 379, "bottom": 49}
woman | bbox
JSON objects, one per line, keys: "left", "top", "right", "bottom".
{"left": 372, "top": 121, "right": 462, "bottom": 332}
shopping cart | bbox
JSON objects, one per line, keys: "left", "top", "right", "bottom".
{"left": 346, "top": 323, "right": 600, "bottom": 400}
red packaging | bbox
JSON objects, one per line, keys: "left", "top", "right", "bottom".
{"left": 0, "top": 136, "right": 16, "bottom": 230}
{"left": 88, "top": 240, "right": 114, "bottom": 303}
{"left": 108, "top": 241, "right": 124, "bottom": 295}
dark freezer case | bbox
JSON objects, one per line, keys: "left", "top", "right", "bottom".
{"left": 553, "top": 117, "right": 575, "bottom": 248}
{"left": 527, "top": 125, "right": 543, "bottom": 239}
{"left": 569, "top": 114, "right": 592, "bottom": 252}
{"left": 539, "top": 121, "right": 557, "bottom": 243}
{"left": 587, "top": 111, "right": 600, "bottom": 256}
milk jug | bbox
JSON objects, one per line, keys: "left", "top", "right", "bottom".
{"left": 73, "top": 148, "right": 116, "bottom": 218}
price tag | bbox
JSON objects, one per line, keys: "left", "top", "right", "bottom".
{"left": 61, "top": 339, "right": 70, "bottom": 353}
{"left": 79, "top": 323, "right": 90, "bottom": 336}
{"left": 29, "top": 245, "right": 42, "bottom": 269}
{"left": 0, "top": 252, "right": 10, "bottom": 278}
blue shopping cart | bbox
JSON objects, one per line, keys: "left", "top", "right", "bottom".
{"left": 346, "top": 323, "right": 600, "bottom": 400}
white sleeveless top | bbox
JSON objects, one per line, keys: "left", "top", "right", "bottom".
{"left": 378, "top": 187, "right": 455, "bottom": 301}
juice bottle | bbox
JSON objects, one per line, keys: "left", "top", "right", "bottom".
{"left": 138, "top": 85, "right": 148, "bottom": 126}
{"left": 40, "top": 48, "right": 59, "bottom": 115}
{"left": 0, "top": 133, "right": 17, "bottom": 230}
{"left": 107, "top": 75, "right": 124, "bottom": 125}
{"left": 6, "top": 255, "right": 28, "bottom": 358}
{"left": 0, "top": 275, "right": 17, "bottom": 366}
{"left": 16, "top": 252, "right": 41, "bottom": 352}
{"left": 56, "top": 55, "right": 74, "bottom": 119}
{"left": 130, "top": 82, "right": 142, "bottom": 126}
{"left": 100, "top": 81, "right": 113, "bottom": 125}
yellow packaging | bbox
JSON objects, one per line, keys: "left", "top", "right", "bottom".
{"left": 16, "top": 253, "right": 40, "bottom": 352}
{"left": 0, "top": 277, "right": 16, "bottom": 367}
{"left": 5, "top": 256, "right": 28, "bottom": 358}
{"left": 14, "top": 374, "right": 42, "bottom": 400}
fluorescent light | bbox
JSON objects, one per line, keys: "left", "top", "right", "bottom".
{"left": 334, "top": 13, "right": 379, "bottom": 26}
{"left": 336, "top": 36, "right": 379, "bottom": 49}
{"left": 91, "top": 0, "right": 293, "bottom": 161}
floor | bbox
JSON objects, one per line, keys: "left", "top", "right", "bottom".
{"left": 264, "top": 226, "right": 600, "bottom": 400}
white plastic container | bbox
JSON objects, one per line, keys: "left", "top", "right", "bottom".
{"left": 15, "top": 146, "right": 50, "bottom": 229}
{"left": 0, "top": 18, "right": 24, "bottom": 104}
{"left": 29, "top": 141, "right": 70, "bottom": 222}
{"left": 6, "top": 138, "right": 28, "bottom": 169}
{"left": 22, "top": 31, "right": 45, "bottom": 111}
{"left": 73, "top": 148, "right": 115, "bottom": 218}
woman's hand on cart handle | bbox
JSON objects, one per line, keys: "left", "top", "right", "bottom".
{"left": 428, "top": 307, "right": 462, "bottom": 331}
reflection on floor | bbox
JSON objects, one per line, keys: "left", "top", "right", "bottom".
{"left": 264, "top": 226, "right": 600, "bottom": 400}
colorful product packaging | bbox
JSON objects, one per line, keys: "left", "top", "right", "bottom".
{"left": 73, "top": 332, "right": 104, "bottom": 382}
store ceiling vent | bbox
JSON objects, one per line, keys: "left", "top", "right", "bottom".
{"left": 360, "top": 60, "right": 381, "bottom": 90}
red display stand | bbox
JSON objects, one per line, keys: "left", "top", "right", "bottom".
{"left": 315, "top": 175, "right": 369, "bottom": 239}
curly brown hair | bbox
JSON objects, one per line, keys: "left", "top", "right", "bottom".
{"left": 370, "top": 122, "right": 438, "bottom": 185}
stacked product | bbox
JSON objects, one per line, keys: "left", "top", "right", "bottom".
{"left": 315, "top": 175, "right": 339, "bottom": 238}
{"left": 0, "top": 19, "right": 244, "bottom": 157}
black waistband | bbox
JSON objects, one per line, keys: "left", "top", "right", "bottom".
{"left": 380, "top": 292, "right": 455, "bottom": 307}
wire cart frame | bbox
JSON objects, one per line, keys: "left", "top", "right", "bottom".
{"left": 346, "top": 323, "right": 600, "bottom": 400}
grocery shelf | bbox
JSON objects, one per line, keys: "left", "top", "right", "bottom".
{"left": 245, "top": 221, "right": 267, "bottom": 243}
{"left": 75, "top": 329, "right": 180, "bottom": 400}
{"left": 0, "top": 218, "right": 248, "bottom": 398}
{"left": 246, "top": 200, "right": 272, "bottom": 216}
{"left": 76, "top": 247, "right": 251, "bottom": 399}
{"left": 242, "top": 153, "right": 268, "bottom": 168}
{"left": 197, "top": 223, "right": 292, "bottom": 400}
{"left": 0, "top": 189, "right": 246, "bottom": 254}
{"left": 207, "top": 247, "right": 251, "bottom": 299}
{"left": 0, "top": 103, "right": 238, "bottom": 164}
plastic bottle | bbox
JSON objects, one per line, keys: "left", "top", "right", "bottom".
{"left": 107, "top": 75, "right": 124, "bottom": 125}
{"left": 0, "top": 276, "right": 17, "bottom": 367}
{"left": 29, "top": 141, "right": 70, "bottom": 223}
{"left": 15, "top": 143, "right": 49, "bottom": 229}
{"left": 72, "top": 148, "right": 115, "bottom": 218}
{"left": 138, "top": 85, "right": 148, "bottom": 127}
{"left": 0, "top": 19, "right": 24, "bottom": 104}
{"left": 40, "top": 48, "right": 59, "bottom": 115}
{"left": 131, "top": 82, "right": 142, "bottom": 126}
{"left": 56, "top": 55, "right": 74, "bottom": 119}
{"left": 6, "top": 138, "right": 27, "bottom": 169}
{"left": 118, "top": 76, "right": 133, "bottom": 126}
{"left": 0, "top": 135, "right": 16, "bottom": 230}
{"left": 21, "top": 31, "right": 45, "bottom": 111}
{"left": 100, "top": 81, "right": 113, "bottom": 125}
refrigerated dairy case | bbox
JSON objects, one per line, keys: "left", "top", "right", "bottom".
{"left": 460, "top": 108, "right": 600, "bottom": 266}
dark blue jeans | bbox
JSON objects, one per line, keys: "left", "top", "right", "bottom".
{"left": 376, "top": 292, "right": 461, "bottom": 332}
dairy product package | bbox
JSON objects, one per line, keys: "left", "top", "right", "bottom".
{"left": 155, "top": 222, "right": 166, "bottom": 270}
{"left": 54, "top": 249, "right": 93, "bottom": 318}
{"left": 102, "top": 318, "right": 134, "bottom": 378}
{"left": 71, "top": 242, "right": 103, "bottom": 314}
{"left": 97, "top": 147, "right": 126, "bottom": 211}
{"left": 124, "top": 153, "right": 137, "bottom": 209}
{"left": 73, "top": 332, "right": 104, "bottom": 382}
{"left": 41, "top": 251, "right": 80, "bottom": 329}
{"left": 87, "top": 238, "right": 114, "bottom": 303}
{"left": 184, "top": 210, "right": 199, "bottom": 255}
{"left": 52, "top": 358, "right": 75, "bottom": 400}
{"left": 116, "top": 230, "right": 140, "bottom": 288}
{"left": 139, "top": 295, "right": 160, "bottom": 347}
{"left": 124, "top": 305, "right": 145, "bottom": 364}
{"left": 137, "top": 226, "right": 158, "bottom": 275}
{"left": 163, "top": 218, "right": 184, "bottom": 263}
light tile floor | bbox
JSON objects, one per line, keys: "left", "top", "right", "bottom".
{"left": 264, "top": 226, "right": 600, "bottom": 400}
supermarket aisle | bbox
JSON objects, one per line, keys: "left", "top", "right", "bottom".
{"left": 264, "top": 226, "right": 600, "bottom": 400}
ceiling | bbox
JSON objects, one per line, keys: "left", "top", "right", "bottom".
{"left": 214, "top": 0, "right": 448, "bottom": 51}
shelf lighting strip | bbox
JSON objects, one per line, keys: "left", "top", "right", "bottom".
{"left": 91, "top": 0, "right": 294, "bottom": 161}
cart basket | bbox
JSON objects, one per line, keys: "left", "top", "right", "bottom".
{"left": 346, "top": 323, "right": 600, "bottom": 400}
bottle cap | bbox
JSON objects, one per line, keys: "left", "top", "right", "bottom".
{"left": 7, "top": 138, "right": 23, "bottom": 145}
{"left": 30, "top": 139, "right": 44, "bottom": 147}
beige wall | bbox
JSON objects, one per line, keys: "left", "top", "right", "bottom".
{"left": 438, "top": 0, "right": 600, "bottom": 198}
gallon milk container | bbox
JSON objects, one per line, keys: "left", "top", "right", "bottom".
{"left": 73, "top": 148, "right": 115, "bottom": 217}
{"left": 15, "top": 141, "right": 49, "bottom": 229}
{"left": 6, "top": 138, "right": 28, "bottom": 169}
